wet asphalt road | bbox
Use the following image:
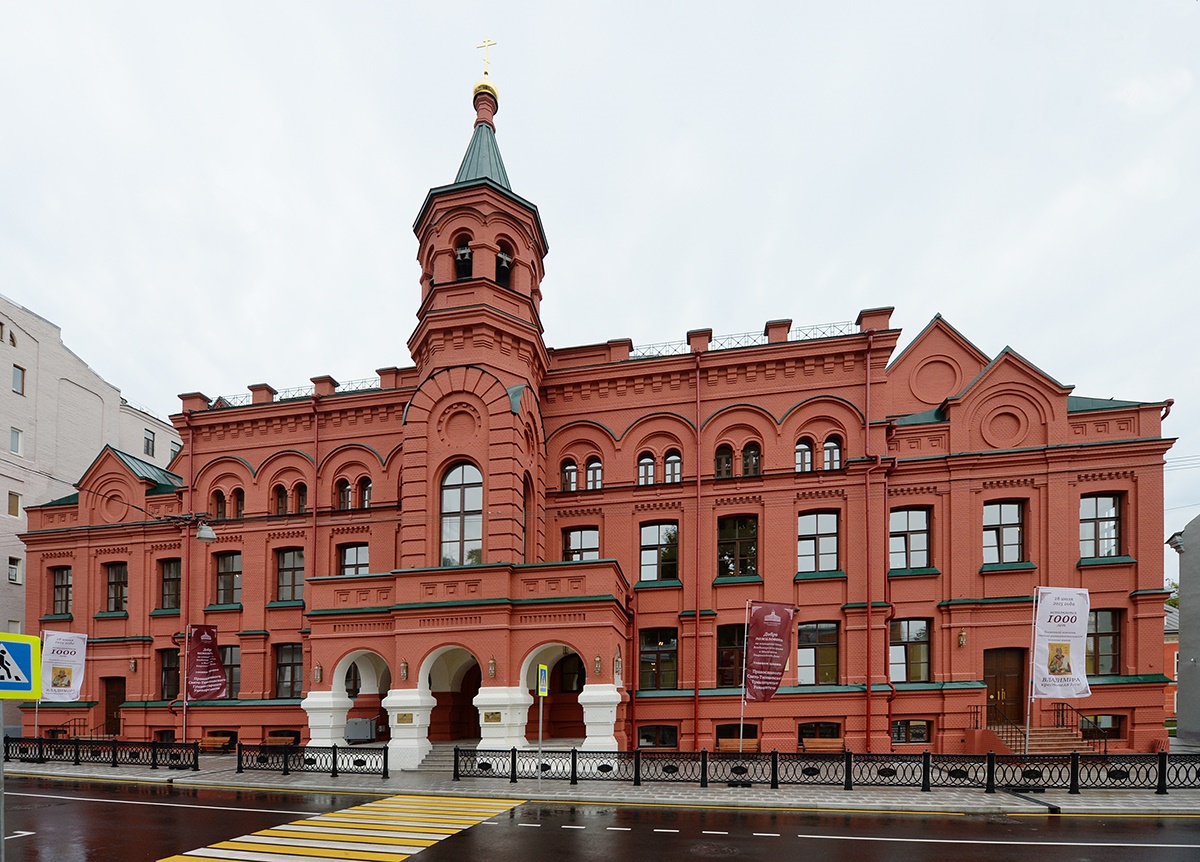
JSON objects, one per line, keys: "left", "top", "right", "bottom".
{"left": 4, "top": 776, "right": 1200, "bottom": 861}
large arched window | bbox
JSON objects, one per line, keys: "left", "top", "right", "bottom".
{"left": 742, "top": 443, "right": 762, "bottom": 477}
{"left": 441, "top": 462, "right": 483, "bottom": 567}
{"left": 795, "top": 439, "right": 814, "bottom": 473}
{"left": 358, "top": 477, "right": 372, "bottom": 509}
{"left": 561, "top": 460, "right": 578, "bottom": 492}
{"left": 637, "top": 453, "right": 655, "bottom": 486}
{"left": 585, "top": 457, "right": 603, "bottom": 490}
{"left": 335, "top": 478, "right": 352, "bottom": 511}
{"left": 664, "top": 450, "right": 682, "bottom": 484}
{"left": 714, "top": 445, "right": 734, "bottom": 480}
{"left": 823, "top": 437, "right": 843, "bottom": 471}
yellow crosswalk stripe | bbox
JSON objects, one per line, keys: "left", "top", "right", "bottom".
{"left": 158, "top": 793, "right": 523, "bottom": 862}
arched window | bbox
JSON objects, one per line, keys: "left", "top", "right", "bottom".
{"left": 441, "top": 462, "right": 483, "bottom": 566}
{"left": 637, "top": 453, "right": 655, "bottom": 486}
{"left": 664, "top": 450, "right": 682, "bottom": 484}
{"left": 212, "top": 490, "right": 227, "bottom": 521}
{"left": 795, "top": 439, "right": 814, "bottom": 473}
{"left": 335, "top": 478, "right": 352, "bottom": 511}
{"left": 358, "top": 477, "right": 372, "bottom": 509}
{"left": 453, "top": 234, "right": 473, "bottom": 280}
{"left": 496, "top": 241, "right": 514, "bottom": 288}
{"left": 742, "top": 443, "right": 761, "bottom": 477}
{"left": 233, "top": 489, "right": 245, "bottom": 519}
{"left": 294, "top": 483, "right": 307, "bottom": 514}
{"left": 823, "top": 437, "right": 843, "bottom": 471}
{"left": 561, "top": 460, "right": 578, "bottom": 492}
{"left": 714, "top": 445, "right": 733, "bottom": 480}
{"left": 585, "top": 457, "right": 603, "bottom": 490}
{"left": 273, "top": 484, "right": 288, "bottom": 516}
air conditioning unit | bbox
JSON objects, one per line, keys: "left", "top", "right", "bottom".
{"left": 344, "top": 717, "right": 375, "bottom": 743}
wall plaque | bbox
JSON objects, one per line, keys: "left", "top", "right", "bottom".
{"left": 395, "top": 713, "right": 414, "bottom": 725}
{"left": 484, "top": 711, "right": 502, "bottom": 723}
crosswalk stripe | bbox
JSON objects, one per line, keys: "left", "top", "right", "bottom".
{"left": 159, "top": 793, "right": 522, "bottom": 862}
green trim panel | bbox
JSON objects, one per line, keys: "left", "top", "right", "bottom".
{"left": 306, "top": 593, "right": 624, "bottom": 618}
{"left": 937, "top": 595, "right": 1034, "bottom": 608}
{"left": 265, "top": 600, "right": 306, "bottom": 610}
{"left": 149, "top": 608, "right": 180, "bottom": 617}
{"left": 1078, "top": 555, "right": 1137, "bottom": 568}
{"left": 39, "top": 614, "right": 73, "bottom": 622}
{"left": 89, "top": 636, "right": 154, "bottom": 644}
{"left": 979, "top": 561, "right": 1037, "bottom": 574}
{"left": 795, "top": 570, "right": 847, "bottom": 582}
{"left": 842, "top": 601, "right": 892, "bottom": 610}
{"left": 202, "top": 603, "right": 244, "bottom": 613}
{"left": 634, "top": 579, "right": 683, "bottom": 590}
{"left": 712, "top": 575, "right": 764, "bottom": 586}
{"left": 18, "top": 700, "right": 98, "bottom": 709}
{"left": 1086, "top": 673, "right": 1171, "bottom": 685}
{"left": 887, "top": 567, "right": 941, "bottom": 578}
{"left": 678, "top": 609, "right": 719, "bottom": 618}
{"left": 93, "top": 611, "right": 128, "bottom": 620}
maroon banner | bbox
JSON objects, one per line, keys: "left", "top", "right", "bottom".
{"left": 744, "top": 602, "right": 795, "bottom": 702}
{"left": 186, "top": 625, "right": 228, "bottom": 701}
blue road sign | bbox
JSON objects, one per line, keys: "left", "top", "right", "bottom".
{"left": 0, "top": 632, "right": 41, "bottom": 699}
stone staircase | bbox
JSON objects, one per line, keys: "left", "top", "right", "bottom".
{"left": 413, "top": 741, "right": 467, "bottom": 773}
{"left": 991, "top": 725, "right": 1088, "bottom": 754}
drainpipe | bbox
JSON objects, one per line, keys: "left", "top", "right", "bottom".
{"left": 693, "top": 350, "right": 703, "bottom": 751}
{"left": 182, "top": 412, "right": 195, "bottom": 743}
{"left": 861, "top": 330, "right": 888, "bottom": 753}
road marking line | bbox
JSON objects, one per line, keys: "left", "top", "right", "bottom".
{"left": 795, "top": 834, "right": 1200, "bottom": 849}
{"left": 517, "top": 823, "right": 542, "bottom": 827}
{"left": 753, "top": 833, "right": 780, "bottom": 837}
{"left": 606, "top": 827, "right": 631, "bottom": 831}
{"left": 653, "top": 829, "right": 679, "bottom": 833}
{"left": 562, "top": 825, "right": 586, "bottom": 829}
{"left": 702, "top": 830, "right": 728, "bottom": 835}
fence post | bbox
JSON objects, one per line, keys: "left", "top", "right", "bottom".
{"left": 281, "top": 745, "right": 291, "bottom": 776}
{"left": 985, "top": 751, "right": 995, "bottom": 794}
{"left": 1, "top": 735, "right": 7, "bottom": 763}
{"left": 1156, "top": 749, "right": 1168, "bottom": 795}
{"left": 921, "top": 750, "right": 931, "bottom": 792}
{"left": 40, "top": 736, "right": 47, "bottom": 765}
{"left": 72, "top": 737, "right": 79, "bottom": 766}
{"left": 771, "top": 749, "right": 779, "bottom": 790}
{"left": 570, "top": 748, "right": 578, "bottom": 786}
{"left": 111, "top": 739, "right": 119, "bottom": 768}
{"left": 150, "top": 740, "right": 158, "bottom": 770}
{"left": 381, "top": 746, "right": 389, "bottom": 780}
{"left": 510, "top": 748, "right": 518, "bottom": 784}
{"left": 453, "top": 745, "right": 460, "bottom": 781}
{"left": 192, "top": 741, "right": 200, "bottom": 771}
{"left": 331, "top": 744, "right": 339, "bottom": 779}
{"left": 700, "top": 749, "right": 708, "bottom": 788}
{"left": 1069, "top": 751, "right": 1080, "bottom": 795}
{"left": 633, "top": 749, "right": 641, "bottom": 787}
{"left": 236, "top": 743, "right": 244, "bottom": 774}
{"left": 843, "top": 749, "right": 853, "bottom": 791}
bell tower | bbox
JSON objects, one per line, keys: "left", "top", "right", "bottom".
{"left": 409, "top": 73, "right": 551, "bottom": 392}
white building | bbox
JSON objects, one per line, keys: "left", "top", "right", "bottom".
{"left": 0, "top": 293, "right": 180, "bottom": 733}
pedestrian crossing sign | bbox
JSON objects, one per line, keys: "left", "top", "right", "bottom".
{"left": 0, "top": 632, "right": 41, "bottom": 699}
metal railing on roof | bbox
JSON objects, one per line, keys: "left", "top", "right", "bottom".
{"left": 628, "top": 320, "right": 856, "bottom": 360}
{"left": 211, "top": 376, "right": 381, "bottom": 410}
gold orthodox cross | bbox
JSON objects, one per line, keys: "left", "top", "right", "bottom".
{"left": 476, "top": 38, "right": 497, "bottom": 74}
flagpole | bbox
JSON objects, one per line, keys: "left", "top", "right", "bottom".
{"left": 1025, "top": 588, "right": 1039, "bottom": 757}
{"left": 182, "top": 624, "right": 190, "bottom": 743}
{"left": 738, "top": 600, "right": 749, "bottom": 755}
{"left": 34, "top": 629, "right": 42, "bottom": 739}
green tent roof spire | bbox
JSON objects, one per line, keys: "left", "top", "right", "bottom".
{"left": 454, "top": 75, "right": 511, "bottom": 189}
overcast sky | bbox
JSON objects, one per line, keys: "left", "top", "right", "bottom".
{"left": 2, "top": 2, "right": 1197, "bottom": 578}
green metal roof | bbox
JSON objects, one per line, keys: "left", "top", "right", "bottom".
{"left": 1067, "top": 396, "right": 1149, "bottom": 412}
{"left": 110, "top": 447, "right": 183, "bottom": 490}
{"left": 454, "top": 122, "right": 510, "bottom": 189}
{"left": 893, "top": 407, "right": 947, "bottom": 426}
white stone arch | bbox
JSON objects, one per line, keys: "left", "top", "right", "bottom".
{"left": 301, "top": 649, "right": 392, "bottom": 750}
{"left": 519, "top": 643, "right": 621, "bottom": 751}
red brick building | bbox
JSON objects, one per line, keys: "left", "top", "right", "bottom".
{"left": 21, "top": 77, "right": 1174, "bottom": 765}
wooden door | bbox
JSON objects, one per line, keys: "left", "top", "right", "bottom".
{"left": 984, "top": 648, "right": 1025, "bottom": 724}
{"left": 102, "top": 677, "right": 125, "bottom": 736}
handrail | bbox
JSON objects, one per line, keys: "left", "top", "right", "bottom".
{"left": 1053, "top": 701, "right": 1108, "bottom": 755}
{"left": 984, "top": 703, "right": 1027, "bottom": 754}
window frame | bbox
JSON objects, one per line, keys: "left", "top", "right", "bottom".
{"left": 275, "top": 643, "right": 304, "bottom": 698}
{"left": 795, "top": 439, "right": 814, "bottom": 473}
{"left": 716, "top": 623, "right": 746, "bottom": 688}
{"left": 664, "top": 451, "right": 682, "bottom": 484}
{"left": 638, "top": 627, "right": 678, "bottom": 690}
{"left": 51, "top": 566, "right": 73, "bottom": 615}
{"left": 338, "top": 543, "right": 369, "bottom": 576}
{"left": 797, "top": 621, "right": 839, "bottom": 685}
{"left": 714, "top": 445, "right": 734, "bottom": 480}
{"left": 143, "top": 428, "right": 155, "bottom": 457}
{"left": 1086, "top": 610, "right": 1121, "bottom": 676}
{"left": 105, "top": 562, "right": 129, "bottom": 612}
{"left": 797, "top": 511, "right": 839, "bottom": 573}
{"left": 983, "top": 500, "right": 1025, "bottom": 564}
{"left": 160, "top": 649, "right": 180, "bottom": 700}
{"left": 637, "top": 724, "right": 679, "bottom": 748}
{"left": 1080, "top": 494, "right": 1121, "bottom": 559}
{"left": 562, "top": 526, "right": 600, "bottom": 561}
{"left": 889, "top": 508, "right": 930, "bottom": 570}
{"left": 276, "top": 547, "right": 306, "bottom": 599}
{"left": 717, "top": 515, "right": 758, "bottom": 578}
{"left": 822, "top": 437, "right": 842, "bottom": 470}
{"left": 585, "top": 458, "right": 603, "bottom": 490}
{"left": 891, "top": 719, "right": 931, "bottom": 744}
{"left": 12, "top": 364, "right": 25, "bottom": 395}
{"left": 9, "top": 427, "right": 22, "bottom": 456}
{"left": 220, "top": 645, "right": 241, "bottom": 698}
{"left": 215, "top": 552, "right": 242, "bottom": 605}
{"left": 741, "top": 442, "right": 761, "bottom": 477}
{"left": 889, "top": 618, "right": 931, "bottom": 682}
{"left": 159, "top": 558, "right": 181, "bottom": 611}
{"left": 639, "top": 521, "right": 679, "bottom": 581}
{"left": 440, "top": 462, "right": 483, "bottom": 567}
{"left": 637, "top": 453, "right": 655, "bottom": 486}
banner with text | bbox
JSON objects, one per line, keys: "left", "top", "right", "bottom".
{"left": 1032, "top": 587, "right": 1091, "bottom": 699}
{"left": 186, "top": 625, "right": 228, "bottom": 701}
{"left": 744, "top": 601, "right": 795, "bottom": 702}
{"left": 41, "top": 630, "right": 88, "bottom": 702}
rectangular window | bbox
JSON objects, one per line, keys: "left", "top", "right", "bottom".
{"left": 9, "top": 427, "right": 21, "bottom": 456}
{"left": 275, "top": 643, "right": 304, "bottom": 698}
{"left": 717, "top": 516, "right": 757, "bottom": 578}
{"left": 891, "top": 719, "right": 931, "bottom": 743}
{"left": 716, "top": 623, "right": 745, "bottom": 687}
{"left": 889, "top": 508, "right": 929, "bottom": 569}
{"left": 160, "top": 649, "right": 180, "bottom": 700}
{"left": 106, "top": 562, "right": 128, "bottom": 612}
{"left": 1086, "top": 610, "right": 1120, "bottom": 675}
{"left": 797, "top": 621, "right": 839, "bottom": 684}
{"left": 983, "top": 501, "right": 1024, "bottom": 564}
{"left": 170, "top": 441, "right": 183, "bottom": 461}
{"left": 215, "top": 552, "right": 242, "bottom": 604}
{"left": 7, "top": 557, "right": 20, "bottom": 584}
{"left": 277, "top": 548, "right": 305, "bottom": 599}
{"left": 637, "top": 725, "right": 678, "bottom": 748}
{"left": 12, "top": 365, "right": 25, "bottom": 395}
{"left": 143, "top": 429, "right": 156, "bottom": 457}
{"left": 7, "top": 492, "right": 20, "bottom": 517}
{"left": 889, "top": 619, "right": 930, "bottom": 682}
{"left": 797, "top": 511, "right": 839, "bottom": 572}
{"left": 1080, "top": 494, "right": 1120, "bottom": 559}
{"left": 52, "top": 567, "right": 72, "bottom": 615}
{"left": 338, "top": 544, "right": 369, "bottom": 576}
{"left": 562, "top": 527, "right": 600, "bottom": 561}
{"left": 1083, "top": 714, "right": 1124, "bottom": 740}
{"left": 159, "top": 558, "right": 181, "bottom": 610}
{"left": 639, "top": 522, "right": 679, "bottom": 581}
{"left": 220, "top": 645, "right": 241, "bottom": 698}
{"left": 639, "top": 628, "right": 678, "bottom": 690}
{"left": 585, "top": 459, "right": 603, "bottom": 490}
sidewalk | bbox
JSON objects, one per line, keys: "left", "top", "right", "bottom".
{"left": 6, "top": 756, "right": 1200, "bottom": 817}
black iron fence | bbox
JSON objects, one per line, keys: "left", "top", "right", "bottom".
{"left": 3, "top": 735, "right": 198, "bottom": 770}
{"left": 236, "top": 743, "right": 389, "bottom": 779}
{"left": 454, "top": 747, "right": 1200, "bottom": 794}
